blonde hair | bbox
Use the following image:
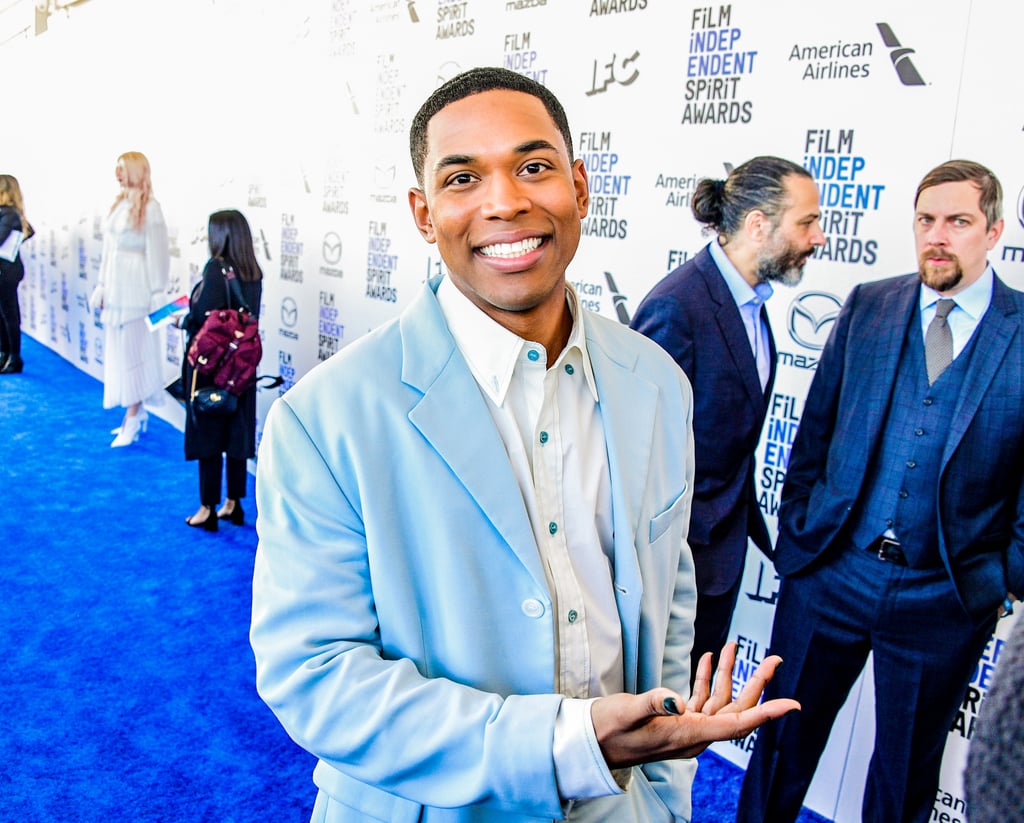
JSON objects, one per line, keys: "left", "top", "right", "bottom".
{"left": 0, "top": 174, "right": 29, "bottom": 233}
{"left": 110, "top": 151, "right": 153, "bottom": 231}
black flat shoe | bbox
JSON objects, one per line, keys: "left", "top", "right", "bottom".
{"left": 0, "top": 354, "right": 23, "bottom": 374}
{"left": 186, "top": 510, "right": 219, "bottom": 532}
{"left": 217, "top": 502, "right": 245, "bottom": 525}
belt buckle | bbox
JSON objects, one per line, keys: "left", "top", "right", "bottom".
{"left": 878, "top": 538, "right": 901, "bottom": 562}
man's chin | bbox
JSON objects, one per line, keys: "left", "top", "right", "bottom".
{"left": 919, "top": 264, "right": 962, "bottom": 294}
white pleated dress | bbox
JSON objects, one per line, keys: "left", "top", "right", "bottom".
{"left": 95, "top": 199, "right": 170, "bottom": 409}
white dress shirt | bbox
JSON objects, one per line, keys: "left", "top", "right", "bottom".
{"left": 436, "top": 275, "right": 626, "bottom": 803}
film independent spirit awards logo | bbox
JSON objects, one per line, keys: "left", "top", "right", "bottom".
{"left": 787, "top": 292, "right": 842, "bottom": 351}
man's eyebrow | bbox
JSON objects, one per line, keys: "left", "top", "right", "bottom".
{"left": 433, "top": 154, "right": 474, "bottom": 174}
{"left": 515, "top": 139, "right": 560, "bottom": 154}
{"left": 431, "top": 140, "right": 562, "bottom": 175}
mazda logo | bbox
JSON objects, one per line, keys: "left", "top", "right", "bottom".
{"left": 323, "top": 232, "right": 343, "bottom": 265}
{"left": 787, "top": 292, "right": 842, "bottom": 351}
{"left": 281, "top": 297, "right": 299, "bottom": 328}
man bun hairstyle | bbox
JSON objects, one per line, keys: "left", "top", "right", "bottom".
{"left": 691, "top": 156, "right": 811, "bottom": 240}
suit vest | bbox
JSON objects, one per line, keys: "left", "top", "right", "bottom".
{"left": 848, "top": 308, "right": 982, "bottom": 566}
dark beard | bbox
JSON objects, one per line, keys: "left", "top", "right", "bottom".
{"left": 756, "top": 247, "right": 809, "bottom": 286}
{"left": 919, "top": 253, "right": 963, "bottom": 293}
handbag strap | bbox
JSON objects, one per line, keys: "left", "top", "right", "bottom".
{"left": 221, "top": 265, "right": 254, "bottom": 317}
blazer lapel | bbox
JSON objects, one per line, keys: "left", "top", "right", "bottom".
{"left": 856, "top": 277, "right": 919, "bottom": 439}
{"left": 587, "top": 319, "right": 658, "bottom": 689}
{"left": 943, "top": 277, "right": 1021, "bottom": 465}
{"left": 399, "top": 283, "right": 549, "bottom": 591}
{"left": 698, "top": 254, "right": 767, "bottom": 413}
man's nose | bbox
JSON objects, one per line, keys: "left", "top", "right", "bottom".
{"left": 481, "top": 174, "right": 530, "bottom": 219}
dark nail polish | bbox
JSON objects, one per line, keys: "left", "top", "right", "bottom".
{"left": 663, "top": 697, "right": 680, "bottom": 715}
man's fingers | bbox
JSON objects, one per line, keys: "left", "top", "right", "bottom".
{"left": 704, "top": 698, "right": 802, "bottom": 743}
{"left": 728, "top": 655, "right": 785, "bottom": 711}
{"left": 686, "top": 652, "right": 714, "bottom": 712}
{"left": 700, "top": 642, "right": 738, "bottom": 715}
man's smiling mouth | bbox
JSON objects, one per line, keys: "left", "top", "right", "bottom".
{"left": 478, "top": 237, "right": 543, "bottom": 258}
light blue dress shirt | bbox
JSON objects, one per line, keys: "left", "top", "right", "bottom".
{"left": 708, "top": 240, "right": 773, "bottom": 389}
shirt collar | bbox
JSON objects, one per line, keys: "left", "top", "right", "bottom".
{"left": 436, "top": 276, "right": 599, "bottom": 406}
{"left": 918, "top": 264, "right": 994, "bottom": 321}
{"left": 708, "top": 239, "right": 773, "bottom": 309}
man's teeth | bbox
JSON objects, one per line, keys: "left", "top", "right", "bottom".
{"left": 479, "top": 238, "right": 542, "bottom": 258}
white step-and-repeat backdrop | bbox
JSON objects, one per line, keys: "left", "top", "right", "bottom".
{"left": 3, "top": 1, "right": 1021, "bottom": 820}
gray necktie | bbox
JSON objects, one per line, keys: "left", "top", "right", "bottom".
{"left": 925, "top": 298, "right": 956, "bottom": 384}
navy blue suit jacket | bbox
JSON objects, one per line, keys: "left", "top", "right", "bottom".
{"left": 631, "top": 245, "right": 774, "bottom": 595}
{"left": 777, "top": 272, "right": 1024, "bottom": 623}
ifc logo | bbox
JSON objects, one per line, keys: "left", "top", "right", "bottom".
{"left": 787, "top": 292, "right": 842, "bottom": 351}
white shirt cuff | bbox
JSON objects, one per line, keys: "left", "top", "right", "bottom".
{"left": 552, "top": 697, "right": 628, "bottom": 801}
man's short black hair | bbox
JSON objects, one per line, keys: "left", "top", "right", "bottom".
{"left": 409, "top": 67, "right": 573, "bottom": 187}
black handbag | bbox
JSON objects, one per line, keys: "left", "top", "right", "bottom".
{"left": 190, "top": 369, "right": 238, "bottom": 416}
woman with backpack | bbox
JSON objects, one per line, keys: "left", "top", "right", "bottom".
{"left": 180, "top": 209, "right": 263, "bottom": 531}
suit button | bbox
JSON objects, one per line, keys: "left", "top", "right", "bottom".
{"left": 898, "top": 489, "right": 909, "bottom": 499}
{"left": 521, "top": 599, "right": 545, "bottom": 618}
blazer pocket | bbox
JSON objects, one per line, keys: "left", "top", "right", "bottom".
{"left": 649, "top": 484, "right": 689, "bottom": 544}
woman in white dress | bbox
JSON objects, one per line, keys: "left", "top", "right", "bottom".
{"left": 89, "top": 152, "right": 169, "bottom": 447}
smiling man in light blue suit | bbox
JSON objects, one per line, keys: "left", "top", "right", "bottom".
{"left": 251, "top": 67, "right": 796, "bottom": 823}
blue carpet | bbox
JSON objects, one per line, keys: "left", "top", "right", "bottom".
{"left": 0, "top": 335, "right": 831, "bottom": 822}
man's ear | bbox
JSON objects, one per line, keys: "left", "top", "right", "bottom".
{"left": 744, "top": 208, "right": 770, "bottom": 244}
{"left": 408, "top": 187, "right": 436, "bottom": 243}
{"left": 986, "top": 217, "right": 1005, "bottom": 250}
{"left": 573, "top": 159, "right": 590, "bottom": 219}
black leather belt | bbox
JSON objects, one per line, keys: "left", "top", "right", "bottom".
{"left": 866, "top": 536, "right": 907, "bottom": 565}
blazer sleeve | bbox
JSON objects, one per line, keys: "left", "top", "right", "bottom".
{"left": 777, "top": 284, "right": 858, "bottom": 539}
{"left": 250, "top": 397, "right": 567, "bottom": 818}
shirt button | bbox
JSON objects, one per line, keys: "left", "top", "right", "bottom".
{"left": 548, "top": 522, "right": 558, "bottom": 535}
{"left": 527, "top": 349, "right": 540, "bottom": 362}
{"left": 906, "top": 460, "right": 917, "bottom": 468}
{"left": 898, "top": 489, "right": 909, "bottom": 499}
{"left": 521, "top": 599, "right": 544, "bottom": 618}
{"left": 915, "top": 427, "right": 924, "bottom": 436}
{"left": 923, "top": 397, "right": 934, "bottom": 406}
{"left": 564, "top": 364, "right": 574, "bottom": 375}
{"left": 568, "top": 609, "right": 578, "bottom": 623}
{"left": 539, "top": 431, "right": 549, "bottom": 444}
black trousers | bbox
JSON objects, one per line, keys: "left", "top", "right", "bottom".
{"left": 0, "top": 262, "right": 24, "bottom": 357}
{"left": 198, "top": 455, "right": 248, "bottom": 507}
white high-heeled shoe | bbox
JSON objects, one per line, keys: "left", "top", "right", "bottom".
{"left": 111, "top": 409, "right": 148, "bottom": 436}
{"left": 111, "top": 412, "right": 145, "bottom": 448}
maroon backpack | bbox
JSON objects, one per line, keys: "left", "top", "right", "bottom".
{"left": 186, "top": 267, "right": 262, "bottom": 396}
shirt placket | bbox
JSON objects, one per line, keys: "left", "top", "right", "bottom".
{"left": 529, "top": 353, "right": 589, "bottom": 699}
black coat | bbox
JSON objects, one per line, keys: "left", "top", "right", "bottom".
{"left": 182, "top": 258, "right": 263, "bottom": 461}
{"left": 0, "top": 205, "right": 32, "bottom": 281}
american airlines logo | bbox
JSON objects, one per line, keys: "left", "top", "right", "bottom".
{"left": 876, "top": 23, "right": 925, "bottom": 86}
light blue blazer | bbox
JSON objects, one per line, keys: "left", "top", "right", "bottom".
{"left": 251, "top": 278, "right": 698, "bottom": 822}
